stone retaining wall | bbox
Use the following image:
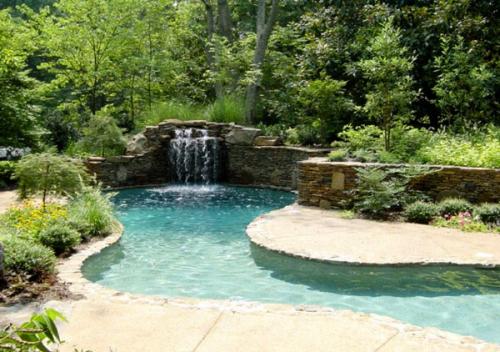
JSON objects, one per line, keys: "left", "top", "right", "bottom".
{"left": 85, "top": 150, "right": 168, "bottom": 188}
{"left": 226, "top": 146, "right": 330, "bottom": 189}
{"left": 298, "top": 158, "right": 500, "bottom": 208}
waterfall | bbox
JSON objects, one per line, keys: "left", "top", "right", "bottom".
{"left": 169, "top": 128, "right": 219, "bottom": 184}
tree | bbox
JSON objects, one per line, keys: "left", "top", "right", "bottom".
{"left": 78, "top": 113, "right": 126, "bottom": 157}
{"left": 433, "top": 35, "right": 496, "bottom": 127}
{"left": 0, "top": 9, "right": 41, "bottom": 148}
{"left": 245, "top": 0, "right": 280, "bottom": 124}
{"left": 15, "top": 153, "right": 89, "bottom": 208}
{"left": 357, "top": 18, "right": 418, "bottom": 151}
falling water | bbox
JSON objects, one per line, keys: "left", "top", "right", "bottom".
{"left": 169, "top": 128, "right": 219, "bottom": 184}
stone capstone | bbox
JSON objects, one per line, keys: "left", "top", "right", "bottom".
{"left": 254, "top": 136, "right": 283, "bottom": 146}
{"left": 126, "top": 133, "right": 148, "bottom": 155}
{"left": 225, "top": 127, "right": 262, "bottom": 146}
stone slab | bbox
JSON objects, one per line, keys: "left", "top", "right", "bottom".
{"left": 247, "top": 204, "right": 500, "bottom": 266}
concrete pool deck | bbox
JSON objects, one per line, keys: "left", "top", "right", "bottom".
{"left": 1, "top": 191, "right": 500, "bottom": 351}
{"left": 247, "top": 204, "right": 500, "bottom": 267}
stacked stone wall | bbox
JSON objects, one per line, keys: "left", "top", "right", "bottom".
{"left": 298, "top": 158, "right": 500, "bottom": 208}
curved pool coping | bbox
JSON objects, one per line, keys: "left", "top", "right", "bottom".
{"left": 55, "top": 216, "right": 500, "bottom": 351}
{"left": 246, "top": 204, "right": 500, "bottom": 267}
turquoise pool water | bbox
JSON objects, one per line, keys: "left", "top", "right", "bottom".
{"left": 82, "top": 185, "right": 500, "bottom": 343}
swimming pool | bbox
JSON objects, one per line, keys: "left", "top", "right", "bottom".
{"left": 82, "top": 185, "right": 500, "bottom": 343}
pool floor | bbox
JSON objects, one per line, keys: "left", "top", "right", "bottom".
{"left": 82, "top": 185, "right": 500, "bottom": 343}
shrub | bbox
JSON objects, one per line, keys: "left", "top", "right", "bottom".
{"left": 1, "top": 201, "right": 68, "bottom": 238}
{"left": 352, "top": 167, "right": 406, "bottom": 218}
{"left": 77, "top": 114, "right": 126, "bottom": 157}
{"left": 1, "top": 236, "right": 56, "bottom": 278}
{"left": 404, "top": 201, "right": 439, "bottom": 224}
{"left": 15, "top": 153, "right": 89, "bottom": 207}
{"left": 474, "top": 203, "right": 500, "bottom": 225}
{"left": 328, "top": 149, "right": 348, "bottom": 161}
{"left": 68, "top": 187, "right": 115, "bottom": 238}
{"left": 0, "top": 160, "right": 16, "bottom": 188}
{"left": 438, "top": 198, "right": 473, "bottom": 216}
{"left": 38, "top": 220, "right": 81, "bottom": 255}
{"left": 337, "top": 125, "right": 384, "bottom": 152}
{"left": 352, "top": 149, "right": 378, "bottom": 163}
{"left": 296, "top": 124, "right": 321, "bottom": 146}
{"left": 205, "top": 95, "right": 245, "bottom": 124}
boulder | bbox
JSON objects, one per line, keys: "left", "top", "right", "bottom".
{"left": 225, "top": 127, "right": 262, "bottom": 146}
{"left": 126, "top": 133, "right": 148, "bottom": 155}
{"left": 254, "top": 136, "right": 283, "bottom": 146}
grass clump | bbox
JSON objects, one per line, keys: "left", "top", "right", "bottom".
{"left": 68, "top": 187, "right": 116, "bottom": 238}
{"left": 205, "top": 95, "right": 245, "bottom": 124}
{"left": 404, "top": 201, "right": 439, "bottom": 224}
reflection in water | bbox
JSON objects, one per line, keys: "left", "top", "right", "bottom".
{"left": 83, "top": 244, "right": 125, "bottom": 281}
{"left": 250, "top": 244, "right": 500, "bottom": 297}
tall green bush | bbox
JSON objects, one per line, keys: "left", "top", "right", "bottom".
{"left": 77, "top": 114, "right": 126, "bottom": 157}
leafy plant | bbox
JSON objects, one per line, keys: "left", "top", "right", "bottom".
{"left": 352, "top": 167, "right": 406, "bottom": 218}
{"left": 77, "top": 114, "right": 126, "bottom": 157}
{"left": 15, "top": 153, "right": 89, "bottom": 208}
{"left": 356, "top": 18, "right": 418, "bottom": 151}
{"left": 0, "top": 161, "right": 16, "bottom": 189}
{"left": 0, "top": 308, "right": 66, "bottom": 352}
{"left": 433, "top": 212, "right": 492, "bottom": 233}
{"left": 1, "top": 201, "right": 68, "bottom": 238}
{"left": 1, "top": 236, "right": 56, "bottom": 279}
{"left": 68, "top": 186, "right": 116, "bottom": 238}
{"left": 38, "top": 220, "right": 81, "bottom": 255}
{"left": 404, "top": 201, "right": 439, "bottom": 224}
{"left": 474, "top": 203, "right": 500, "bottom": 225}
{"left": 328, "top": 149, "right": 348, "bottom": 161}
{"left": 438, "top": 198, "right": 473, "bottom": 216}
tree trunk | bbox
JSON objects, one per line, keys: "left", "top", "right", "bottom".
{"left": 245, "top": 0, "right": 279, "bottom": 125}
{"left": 202, "top": 0, "right": 224, "bottom": 99}
{"left": 217, "top": 0, "right": 234, "bottom": 42}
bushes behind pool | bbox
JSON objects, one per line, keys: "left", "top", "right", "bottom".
{"left": 404, "top": 201, "right": 439, "bottom": 224}
{"left": 437, "top": 198, "right": 473, "bottom": 216}
{"left": 474, "top": 203, "right": 500, "bottom": 224}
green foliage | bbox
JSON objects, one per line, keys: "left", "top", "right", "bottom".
{"left": 76, "top": 113, "right": 126, "bottom": 157}
{"left": 352, "top": 167, "right": 406, "bottom": 219}
{"left": 1, "top": 236, "right": 56, "bottom": 279}
{"left": 434, "top": 35, "right": 496, "bottom": 127}
{"left": 0, "top": 9, "right": 42, "bottom": 148}
{"left": 474, "top": 203, "right": 500, "bottom": 225}
{"left": 137, "top": 101, "right": 204, "bottom": 130}
{"left": 15, "top": 153, "right": 88, "bottom": 206}
{"left": 328, "top": 149, "right": 348, "bottom": 162}
{"left": 404, "top": 201, "right": 439, "bottom": 224}
{"left": 0, "top": 308, "right": 65, "bottom": 352}
{"left": 0, "top": 161, "right": 16, "bottom": 188}
{"left": 438, "top": 198, "right": 473, "bottom": 216}
{"left": 38, "top": 220, "right": 81, "bottom": 255}
{"left": 356, "top": 18, "right": 418, "bottom": 151}
{"left": 205, "top": 95, "right": 245, "bottom": 124}
{"left": 433, "top": 213, "right": 492, "bottom": 233}
{"left": 68, "top": 186, "right": 116, "bottom": 238}
{"left": 335, "top": 124, "right": 500, "bottom": 168}
{"left": 414, "top": 126, "right": 500, "bottom": 168}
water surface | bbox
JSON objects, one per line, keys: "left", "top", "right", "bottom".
{"left": 83, "top": 185, "right": 500, "bottom": 343}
